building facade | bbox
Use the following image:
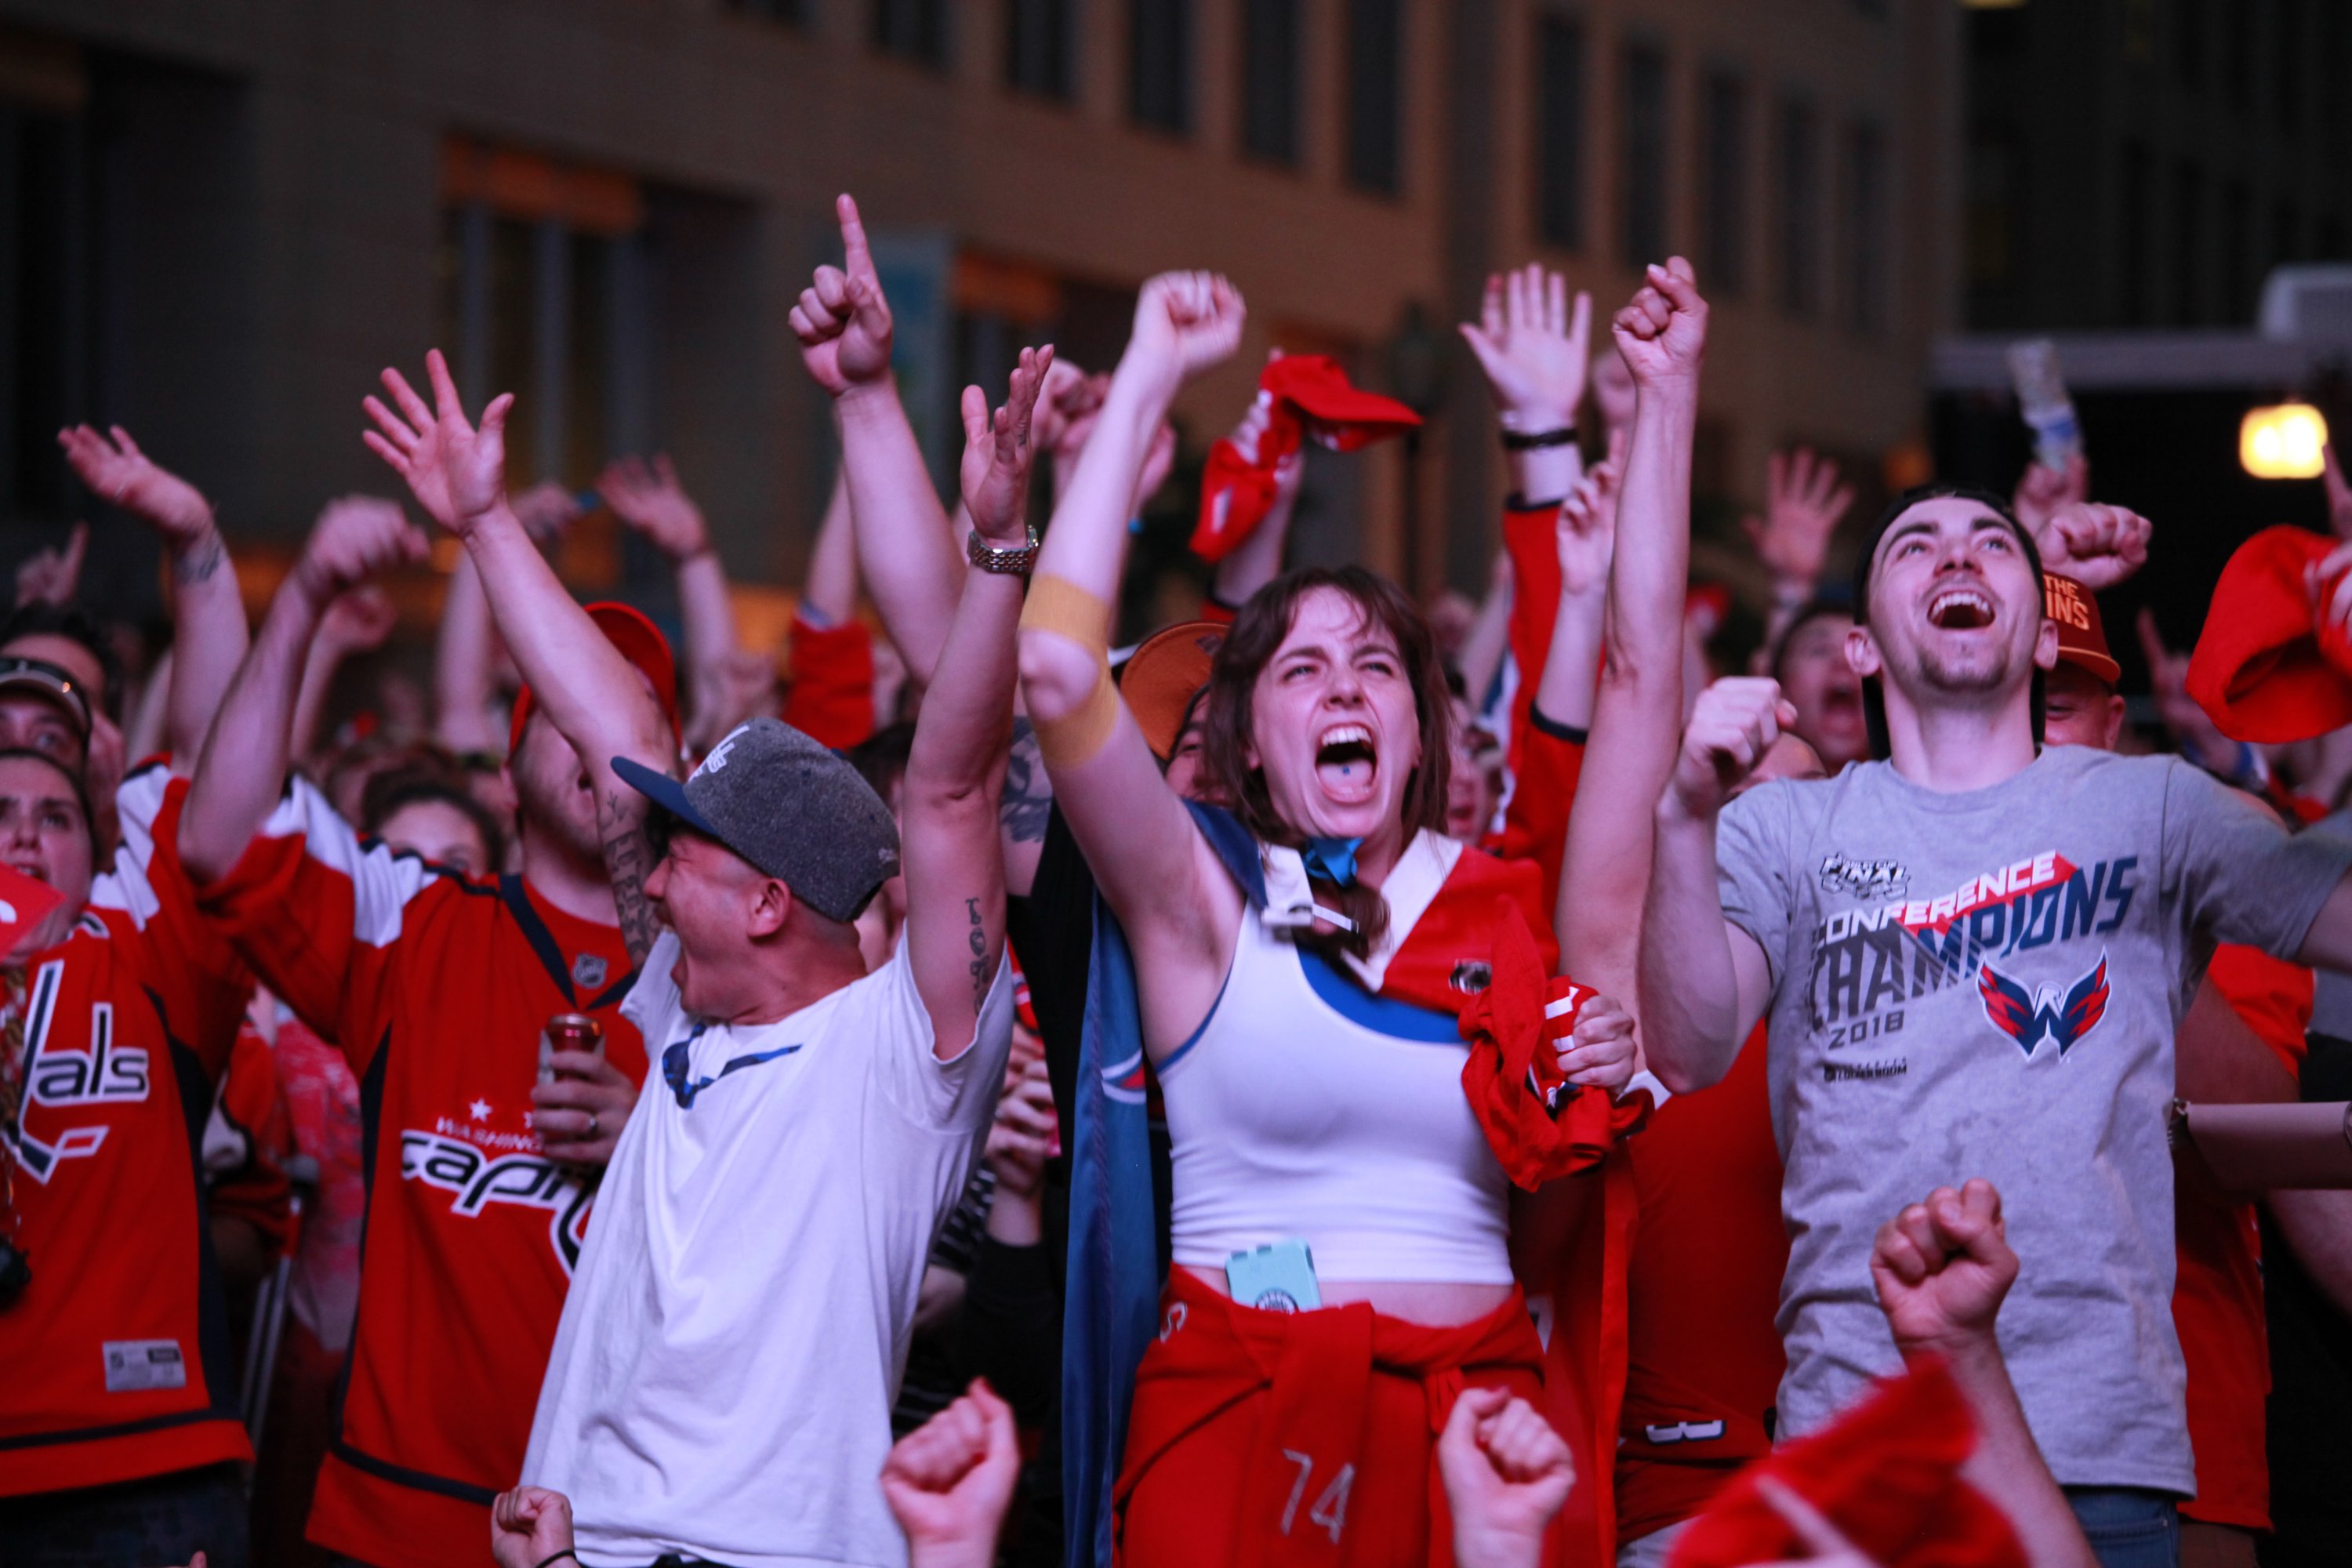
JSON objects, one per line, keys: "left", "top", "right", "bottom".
{"left": 0, "top": 0, "right": 1958, "bottom": 626}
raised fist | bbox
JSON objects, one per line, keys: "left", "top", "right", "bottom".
{"left": 489, "top": 1486, "right": 575, "bottom": 1568}
{"left": 362, "top": 350, "right": 514, "bottom": 536}
{"left": 1611, "top": 258, "right": 1708, "bottom": 390}
{"left": 1437, "top": 1387, "right": 1574, "bottom": 1568}
{"left": 1869, "top": 1178, "right": 2018, "bottom": 1356}
{"left": 2034, "top": 500, "right": 2150, "bottom": 592}
{"left": 295, "top": 495, "right": 429, "bottom": 608}
{"left": 1125, "top": 271, "right": 1246, "bottom": 400}
{"left": 1668, "top": 677, "right": 1798, "bottom": 822}
{"left": 880, "top": 1379, "right": 1021, "bottom": 1568}
{"left": 791, "top": 194, "right": 895, "bottom": 398}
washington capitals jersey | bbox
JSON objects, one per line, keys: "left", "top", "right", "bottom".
{"left": 1, "top": 771, "right": 254, "bottom": 1497}
{"left": 195, "top": 776, "right": 644, "bottom": 1568}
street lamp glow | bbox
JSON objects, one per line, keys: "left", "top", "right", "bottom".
{"left": 2241, "top": 402, "right": 2329, "bottom": 480}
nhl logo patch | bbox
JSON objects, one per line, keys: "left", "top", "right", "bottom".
{"left": 572, "top": 953, "right": 608, "bottom": 991}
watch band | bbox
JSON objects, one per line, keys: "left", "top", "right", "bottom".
{"left": 967, "top": 528, "right": 1041, "bottom": 575}
{"left": 1500, "top": 426, "right": 1578, "bottom": 452}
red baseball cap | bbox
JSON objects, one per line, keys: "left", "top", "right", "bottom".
{"left": 2043, "top": 572, "right": 2121, "bottom": 684}
{"left": 1263, "top": 355, "right": 1421, "bottom": 451}
{"left": 509, "top": 601, "right": 682, "bottom": 757}
{"left": 2186, "top": 525, "right": 2352, "bottom": 744}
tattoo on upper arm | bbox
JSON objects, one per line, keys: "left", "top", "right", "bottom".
{"left": 598, "top": 797, "right": 661, "bottom": 970}
{"left": 1000, "top": 720, "right": 1052, "bottom": 845}
{"left": 965, "top": 895, "right": 989, "bottom": 1007}
{"left": 173, "top": 533, "right": 227, "bottom": 587}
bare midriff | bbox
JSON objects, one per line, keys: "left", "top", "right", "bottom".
{"left": 1176, "top": 1264, "right": 1515, "bottom": 1327}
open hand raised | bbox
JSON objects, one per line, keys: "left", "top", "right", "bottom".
{"left": 57, "top": 424, "right": 214, "bottom": 543}
{"left": 1460, "top": 263, "right": 1592, "bottom": 429}
{"left": 600, "top": 454, "right": 711, "bottom": 561}
{"left": 362, "top": 350, "right": 514, "bottom": 537}
{"left": 1744, "top": 448, "right": 1856, "bottom": 595}
{"left": 960, "top": 345, "right": 1054, "bottom": 545}
{"left": 293, "top": 495, "right": 429, "bottom": 609}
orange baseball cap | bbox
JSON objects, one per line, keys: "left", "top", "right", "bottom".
{"left": 509, "top": 601, "right": 681, "bottom": 757}
{"left": 1116, "top": 620, "right": 1225, "bottom": 761}
{"left": 2043, "top": 572, "right": 2121, "bottom": 684}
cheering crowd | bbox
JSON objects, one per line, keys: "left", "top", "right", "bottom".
{"left": 5, "top": 190, "right": 2352, "bottom": 1568}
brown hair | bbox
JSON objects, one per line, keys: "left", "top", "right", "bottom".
{"left": 1199, "top": 567, "right": 1454, "bottom": 956}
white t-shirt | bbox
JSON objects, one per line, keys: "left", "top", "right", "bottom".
{"left": 523, "top": 931, "right": 1014, "bottom": 1568}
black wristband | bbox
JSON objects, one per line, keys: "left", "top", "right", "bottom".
{"left": 1501, "top": 426, "right": 1578, "bottom": 452}
{"left": 534, "top": 1551, "right": 581, "bottom": 1568}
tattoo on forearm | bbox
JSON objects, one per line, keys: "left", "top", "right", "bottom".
{"left": 966, "top": 895, "right": 989, "bottom": 1007}
{"left": 1000, "top": 720, "right": 1052, "bottom": 844}
{"left": 173, "top": 532, "right": 227, "bottom": 586}
{"left": 599, "top": 800, "right": 660, "bottom": 970}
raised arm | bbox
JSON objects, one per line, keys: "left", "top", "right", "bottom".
{"left": 1207, "top": 386, "right": 1302, "bottom": 613}
{"left": 1555, "top": 261, "right": 1707, "bottom": 992}
{"left": 802, "top": 462, "right": 858, "bottom": 626}
{"left": 601, "top": 454, "right": 746, "bottom": 753}
{"left": 363, "top": 350, "right": 673, "bottom": 960}
{"left": 290, "top": 586, "right": 397, "bottom": 766}
{"left": 1744, "top": 447, "right": 1856, "bottom": 662}
{"left": 1461, "top": 263, "right": 1591, "bottom": 507}
{"left": 791, "top": 194, "right": 964, "bottom": 688}
{"left": 902, "top": 347, "right": 1050, "bottom": 1056}
{"left": 1871, "top": 1181, "right": 2096, "bottom": 1568}
{"left": 181, "top": 498, "right": 426, "bottom": 884}
{"left": 1638, "top": 677, "right": 1784, "bottom": 1092}
{"left": 57, "top": 425, "right": 248, "bottom": 767}
{"left": 1015, "top": 274, "right": 1246, "bottom": 1044}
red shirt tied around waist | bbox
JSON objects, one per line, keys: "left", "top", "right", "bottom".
{"left": 194, "top": 775, "right": 643, "bottom": 1568}
{"left": 2, "top": 772, "right": 255, "bottom": 1498}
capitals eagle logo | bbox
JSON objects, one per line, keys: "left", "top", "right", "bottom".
{"left": 1977, "top": 951, "right": 2111, "bottom": 1058}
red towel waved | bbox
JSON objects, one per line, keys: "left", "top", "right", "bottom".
{"left": 1116, "top": 1268, "right": 1554, "bottom": 1568}
{"left": 1667, "top": 1356, "right": 2026, "bottom": 1568}
{"left": 1193, "top": 358, "right": 1420, "bottom": 564}
{"left": 1458, "top": 905, "right": 1651, "bottom": 1191}
{"left": 2186, "top": 524, "right": 2352, "bottom": 743}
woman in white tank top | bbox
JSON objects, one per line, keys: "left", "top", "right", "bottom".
{"left": 1018, "top": 273, "right": 1639, "bottom": 1568}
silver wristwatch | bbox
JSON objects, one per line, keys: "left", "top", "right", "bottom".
{"left": 967, "top": 528, "right": 1041, "bottom": 576}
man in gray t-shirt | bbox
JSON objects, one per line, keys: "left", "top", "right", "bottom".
{"left": 1638, "top": 488, "right": 2352, "bottom": 1542}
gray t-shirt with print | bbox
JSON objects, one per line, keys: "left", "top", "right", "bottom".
{"left": 1716, "top": 744, "right": 2352, "bottom": 1495}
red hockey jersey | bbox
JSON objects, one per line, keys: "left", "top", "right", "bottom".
{"left": 195, "top": 777, "right": 645, "bottom": 1568}
{"left": 2, "top": 771, "right": 254, "bottom": 1497}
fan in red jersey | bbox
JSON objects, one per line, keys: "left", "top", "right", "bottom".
{"left": 178, "top": 477, "right": 678, "bottom": 1568}
{"left": 0, "top": 753, "right": 258, "bottom": 1566}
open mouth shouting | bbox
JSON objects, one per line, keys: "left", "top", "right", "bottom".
{"left": 1315, "top": 722, "right": 1379, "bottom": 806}
{"left": 1926, "top": 585, "right": 1997, "bottom": 631}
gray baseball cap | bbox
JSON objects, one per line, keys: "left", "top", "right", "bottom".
{"left": 612, "top": 717, "right": 901, "bottom": 923}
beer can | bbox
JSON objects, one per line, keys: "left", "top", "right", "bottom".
{"left": 540, "top": 1013, "right": 604, "bottom": 1080}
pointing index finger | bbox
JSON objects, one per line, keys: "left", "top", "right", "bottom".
{"left": 837, "top": 193, "right": 877, "bottom": 285}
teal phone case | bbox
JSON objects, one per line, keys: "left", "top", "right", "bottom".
{"left": 1225, "top": 1240, "right": 1322, "bottom": 1313}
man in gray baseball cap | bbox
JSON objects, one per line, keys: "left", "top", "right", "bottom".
{"left": 405, "top": 335, "right": 1051, "bottom": 1565}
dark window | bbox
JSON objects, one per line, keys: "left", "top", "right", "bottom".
{"left": 2328, "top": 2, "right": 2351, "bottom": 139}
{"left": 1534, "top": 16, "right": 1585, "bottom": 249}
{"left": 1842, "top": 118, "right": 1885, "bottom": 334}
{"left": 2320, "top": 216, "right": 2346, "bottom": 261}
{"left": 1700, "top": 71, "right": 1747, "bottom": 294}
{"left": 1130, "top": 0, "right": 1192, "bottom": 134}
{"left": 1344, "top": 0, "right": 1403, "bottom": 194}
{"left": 1774, "top": 95, "right": 1820, "bottom": 317}
{"left": 2176, "top": 0, "right": 2203, "bottom": 90}
{"left": 2275, "top": 198, "right": 2302, "bottom": 270}
{"left": 1620, "top": 41, "right": 1668, "bottom": 267}
{"left": 1240, "top": 0, "right": 1301, "bottom": 164}
{"left": 873, "top": 0, "right": 948, "bottom": 66}
{"left": 2118, "top": 139, "right": 2151, "bottom": 325}
{"left": 2222, "top": 179, "right": 2251, "bottom": 319}
{"left": 1006, "top": 0, "right": 1075, "bottom": 100}
{"left": 2224, "top": 0, "right": 2253, "bottom": 113}
{"left": 1965, "top": 122, "right": 2021, "bottom": 295}
{"left": 2276, "top": 0, "right": 2302, "bottom": 131}
{"left": 2172, "top": 158, "right": 2203, "bottom": 325}
{"left": 726, "top": 0, "right": 804, "bottom": 21}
